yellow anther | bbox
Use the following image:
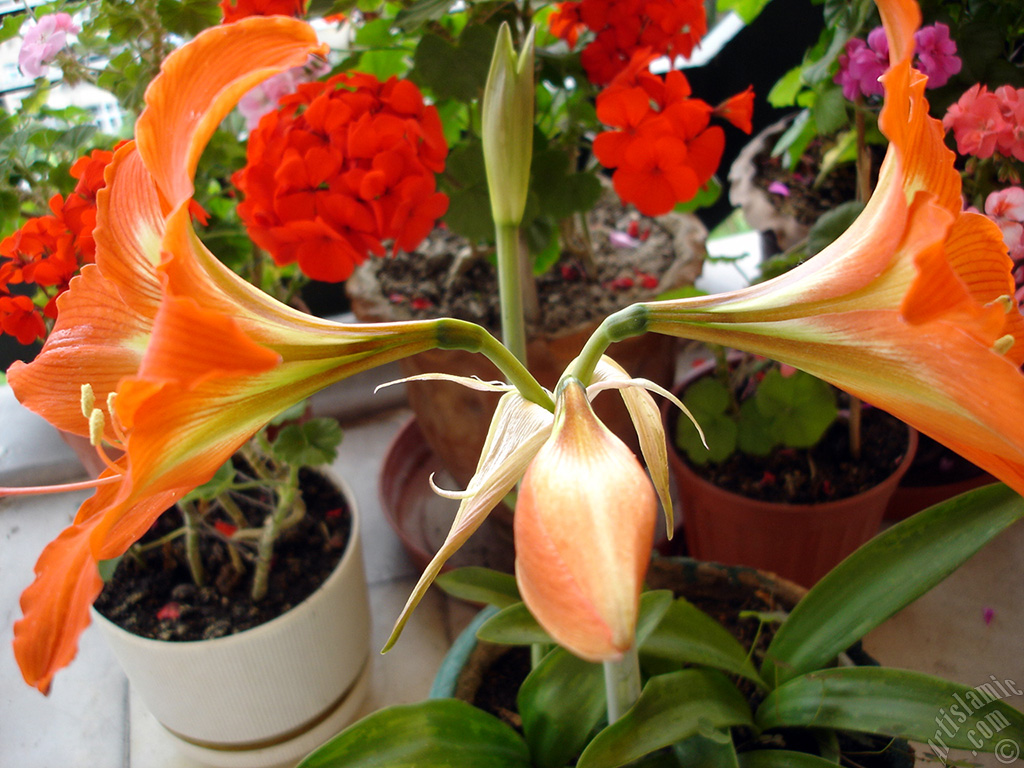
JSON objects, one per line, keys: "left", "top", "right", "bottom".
{"left": 88, "top": 408, "right": 106, "bottom": 447}
{"left": 107, "top": 391, "right": 118, "bottom": 414}
{"left": 81, "top": 384, "right": 95, "bottom": 420}
{"left": 993, "top": 334, "right": 1015, "bottom": 356}
{"left": 991, "top": 296, "right": 1015, "bottom": 315}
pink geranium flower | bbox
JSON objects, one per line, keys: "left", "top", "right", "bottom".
{"left": 237, "top": 57, "right": 329, "bottom": 132}
{"left": 993, "top": 86, "right": 1024, "bottom": 162}
{"left": 913, "top": 23, "right": 961, "bottom": 89}
{"left": 984, "top": 187, "right": 1024, "bottom": 262}
{"left": 18, "top": 13, "right": 79, "bottom": 78}
{"left": 943, "top": 84, "right": 1008, "bottom": 159}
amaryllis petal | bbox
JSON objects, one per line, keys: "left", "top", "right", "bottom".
{"left": 588, "top": 355, "right": 690, "bottom": 534}
{"left": 7, "top": 18, "right": 443, "bottom": 693}
{"left": 641, "top": 0, "right": 1024, "bottom": 498}
{"left": 384, "top": 390, "right": 553, "bottom": 651}
{"left": 515, "top": 379, "right": 657, "bottom": 662}
{"left": 136, "top": 16, "right": 326, "bottom": 213}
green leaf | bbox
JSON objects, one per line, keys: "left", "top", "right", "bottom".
{"left": 675, "top": 177, "right": 722, "bottom": 213}
{"left": 476, "top": 602, "right": 551, "bottom": 645}
{"left": 675, "top": 377, "right": 737, "bottom": 464}
{"left": 756, "top": 667, "right": 1024, "bottom": 751}
{"left": 671, "top": 730, "right": 740, "bottom": 767}
{"left": 444, "top": 185, "right": 495, "bottom": 242}
{"left": 354, "top": 19, "right": 411, "bottom": 80}
{"left": 767, "top": 67, "right": 804, "bottom": 109}
{"left": 717, "top": 0, "right": 773, "bottom": 24}
{"left": 394, "top": 0, "right": 459, "bottom": 30}
{"left": 739, "top": 750, "right": 839, "bottom": 767}
{"left": 735, "top": 397, "right": 775, "bottom": 456}
{"left": 156, "top": 0, "right": 221, "bottom": 36}
{"left": 297, "top": 699, "right": 531, "bottom": 768}
{"left": 641, "top": 598, "right": 766, "bottom": 688}
{"left": 411, "top": 25, "right": 497, "bottom": 102}
{"left": 578, "top": 669, "right": 753, "bottom": 768}
{"left": 752, "top": 369, "right": 837, "bottom": 449}
{"left": 435, "top": 567, "right": 521, "bottom": 608}
{"left": 518, "top": 647, "right": 605, "bottom": 768}
{"left": 270, "top": 418, "right": 343, "bottom": 467}
{"left": 0, "top": 14, "right": 25, "bottom": 44}
{"left": 806, "top": 201, "right": 864, "bottom": 256}
{"left": 181, "top": 460, "right": 236, "bottom": 503}
{"left": 811, "top": 85, "right": 849, "bottom": 136}
{"left": 762, "top": 483, "right": 1024, "bottom": 687}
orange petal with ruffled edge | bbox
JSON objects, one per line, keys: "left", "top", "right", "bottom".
{"left": 643, "top": 0, "right": 1024, "bottom": 497}
{"left": 136, "top": 16, "right": 326, "bottom": 213}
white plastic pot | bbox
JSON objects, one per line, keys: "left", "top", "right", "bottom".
{"left": 91, "top": 473, "right": 371, "bottom": 768}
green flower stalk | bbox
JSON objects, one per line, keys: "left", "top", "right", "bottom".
{"left": 482, "top": 23, "right": 536, "bottom": 365}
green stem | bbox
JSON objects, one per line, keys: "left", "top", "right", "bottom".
{"left": 180, "top": 501, "right": 206, "bottom": 587}
{"left": 569, "top": 304, "right": 651, "bottom": 385}
{"left": 496, "top": 221, "right": 528, "bottom": 367}
{"left": 251, "top": 467, "right": 302, "bottom": 602}
{"left": 603, "top": 646, "right": 642, "bottom": 724}
{"left": 436, "top": 318, "right": 554, "bottom": 411}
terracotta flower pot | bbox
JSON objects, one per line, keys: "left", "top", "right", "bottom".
{"left": 664, "top": 360, "right": 918, "bottom": 588}
{"left": 91, "top": 473, "right": 371, "bottom": 768}
{"left": 347, "top": 210, "right": 706, "bottom": 489}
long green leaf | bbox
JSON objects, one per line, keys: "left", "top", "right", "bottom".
{"left": 756, "top": 667, "right": 1024, "bottom": 751}
{"left": 519, "top": 647, "right": 606, "bottom": 768}
{"left": 297, "top": 699, "right": 531, "bottom": 768}
{"left": 476, "top": 602, "right": 552, "bottom": 645}
{"left": 738, "top": 750, "right": 839, "bottom": 767}
{"left": 435, "top": 567, "right": 521, "bottom": 608}
{"left": 641, "top": 597, "right": 766, "bottom": 688}
{"left": 763, "top": 484, "right": 1023, "bottom": 686}
{"left": 577, "top": 669, "right": 752, "bottom": 768}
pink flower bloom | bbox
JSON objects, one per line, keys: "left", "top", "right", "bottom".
{"left": 993, "top": 86, "right": 1024, "bottom": 162}
{"left": 913, "top": 23, "right": 961, "bottom": 89}
{"left": 984, "top": 187, "right": 1024, "bottom": 262}
{"left": 18, "top": 13, "right": 79, "bottom": 78}
{"left": 237, "top": 57, "right": 329, "bottom": 131}
{"left": 943, "top": 84, "right": 1008, "bottom": 159}
{"left": 834, "top": 27, "right": 889, "bottom": 101}
{"left": 767, "top": 181, "right": 790, "bottom": 196}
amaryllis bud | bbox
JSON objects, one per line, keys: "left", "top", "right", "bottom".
{"left": 514, "top": 378, "right": 657, "bottom": 662}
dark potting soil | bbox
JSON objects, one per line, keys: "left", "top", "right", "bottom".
{"left": 674, "top": 405, "right": 910, "bottom": 504}
{"left": 900, "top": 432, "right": 987, "bottom": 487}
{"left": 751, "top": 136, "right": 882, "bottom": 228}
{"left": 93, "top": 468, "right": 351, "bottom": 641}
{"left": 352, "top": 198, "right": 683, "bottom": 336}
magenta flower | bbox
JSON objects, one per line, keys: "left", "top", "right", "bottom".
{"left": 834, "top": 27, "right": 889, "bottom": 101}
{"left": 913, "top": 23, "right": 961, "bottom": 89}
{"left": 18, "top": 13, "right": 79, "bottom": 78}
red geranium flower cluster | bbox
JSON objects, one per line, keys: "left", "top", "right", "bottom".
{"left": 233, "top": 72, "right": 449, "bottom": 282}
{"left": 0, "top": 148, "right": 118, "bottom": 345}
{"left": 548, "top": 0, "right": 707, "bottom": 86}
{"left": 943, "top": 84, "right": 1024, "bottom": 162}
{"left": 220, "top": 0, "right": 307, "bottom": 24}
{"left": 593, "top": 52, "right": 754, "bottom": 216}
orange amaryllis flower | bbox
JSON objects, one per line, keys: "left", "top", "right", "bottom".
{"left": 381, "top": 356, "right": 688, "bottom": 653}
{"left": 6, "top": 18, "right": 442, "bottom": 694}
{"left": 515, "top": 378, "right": 657, "bottom": 662}
{"left": 640, "top": 0, "right": 1024, "bottom": 497}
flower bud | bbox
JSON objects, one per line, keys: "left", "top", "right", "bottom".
{"left": 482, "top": 23, "right": 535, "bottom": 226}
{"left": 514, "top": 378, "right": 657, "bottom": 662}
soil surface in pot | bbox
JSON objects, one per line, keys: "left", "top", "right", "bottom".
{"left": 94, "top": 467, "right": 351, "bottom": 642}
{"left": 673, "top": 403, "right": 910, "bottom": 504}
{"left": 900, "top": 432, "right": 986, "bottom": 487}
{"left": 351, "top": 198, "right": 688, "bottom": 336}
{"left": 469, "top": 569, "right": 912, "bottom": 767}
